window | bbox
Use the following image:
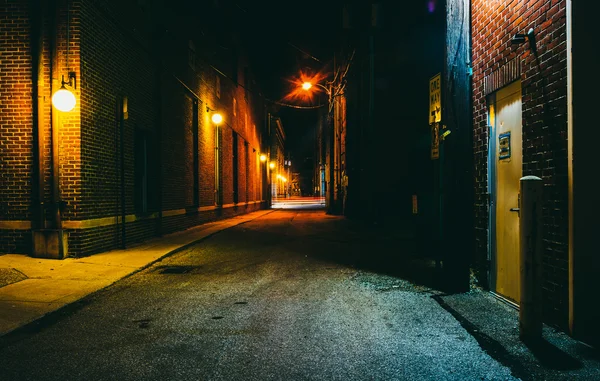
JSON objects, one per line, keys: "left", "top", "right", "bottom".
{"left": 244, "top": 66, "right": 249, "bottom": 100}
{"left": 192, "top": 99, "right": 199, "bottom": 206}
{"left": 216, "top": 75, "right": 221, "bottom": 99}
{"left": 233, "top": 132, "right": 239, "bottom": 203}
{"left": 233, "top": 97, "right": 237, "bottom": 116}
{"left": 245, "top": 141, "right": 249, "bottom": 202}
{"left": 215, "top": 124, "right": 223, "bottom": 206}
{"left": 134, "top": 128, "right": 158, "bottom": 214}
{"left": 188, "top": 40, "right": 196, "bottom": 70}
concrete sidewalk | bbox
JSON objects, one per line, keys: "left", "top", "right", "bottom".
{"left": 0, "top": 209, "right": 274, "bottom": 336}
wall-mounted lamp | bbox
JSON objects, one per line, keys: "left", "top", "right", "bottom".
{"left": 211, "top": 113, "right": 223, "bottom": 124}
{"left": 511, "top": 28, "right": 536, "bottom": 54}
{"left": 260, "top": 154, "right": 267, "bottom": 162}
{"left": 206, "top": 105, "right": 223, "bottom": 124}
{"left": 51, "top": 72, "right": 77, "bottom": 112}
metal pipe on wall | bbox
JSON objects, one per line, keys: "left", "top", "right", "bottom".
{"left": 120, "top": 97, "right": 126, "bottom": 248}
{"left": 50, "top": 0, "right": 62, "bottom": 231}
{"left": 32, "top": 0, "right": 46, "bottom": 229}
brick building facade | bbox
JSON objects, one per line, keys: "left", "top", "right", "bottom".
{"left": 471, "top": 0, "right": 569, "bottom": 328}
{"left": 0, "top": 0, "right": 268, "bottom": 257}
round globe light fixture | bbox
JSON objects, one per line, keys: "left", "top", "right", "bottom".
{"left": 260, "top": 154, "right": 267, "bottom": 162}
{"left": 52, "top": 86, "right": 76, "bottom": 112}
{"left": 211, "top": 113, "right": 223, "bottom": 124}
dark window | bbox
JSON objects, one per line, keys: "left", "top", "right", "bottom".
{"left": 233, "top": 132, "right": 239, "bottom": 203}
{"left": 192, "top": 100, "right": 199, "bottom": 206}
{"left": 244, "top": 66, "right": 249, "bottom": 101}
{"left": 245, "top": 142, "right": 249, "bottom": 202}
{"left": 134, "top": 128, "right": 158, "bottom": 214}
{"left": 215, "top": 125, "right": 223, "bottom": 206}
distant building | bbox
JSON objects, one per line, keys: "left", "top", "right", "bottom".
{"left": 268, "top": 115, "right": 286, "bottom": 199}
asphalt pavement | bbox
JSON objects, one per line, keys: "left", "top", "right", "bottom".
{"left": 0, "top": 207, "right": 599, "bottom": 380}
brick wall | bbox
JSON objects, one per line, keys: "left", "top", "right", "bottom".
{"left": 0, "top": 1, "right": 33, "bottom": 252}
{"left": 472, "top": 0, "right": 569, "bottom": 328}
{"left": 1, "top": 0, "right": 266, "bottom": 256}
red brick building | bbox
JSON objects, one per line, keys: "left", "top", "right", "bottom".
{"left": 471, "top": 0, "right": 598, "bottom": 345}
{"left": 0, "top": 0, "right": 269, "bottom": 257}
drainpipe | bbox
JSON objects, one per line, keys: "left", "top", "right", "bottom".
{"left": 32, "top": 0, "right": 45, "bottom": 230}
{"left": 120, "top": 97, "right": 126, "bottom": 248}
{"left": 267, "top": 112, "right": 272, "bottom": 207}
{"left": 566, "top": 0, "right": 574, "bottom": 338}
{"left": 155, "top": 66, "right": 163, "bottom": 236}
{"left": 328, "top": 91, "right": 335, "bottom": 214}
{"left": 50, "top": 0, "right": 62, "bottom": 231}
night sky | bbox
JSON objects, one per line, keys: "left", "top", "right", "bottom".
{"left": 232, "top": 0, "right": 444, "bottom": 171}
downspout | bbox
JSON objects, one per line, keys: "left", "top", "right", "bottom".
{"left": 328, "top": 87, "right": 335, "bottom": 214}
{"left": 368, "top": 32, "right": 375, "bottom": 220}
{"left": 120, "top": 96, "right": 126, "bottom": 248}
{"left": 156, "top": 66, "right": 163, "bottom": 236}
{"left": 267, "top": 112, "right": 272, "bottom": 207}
{"left": 50, "top": 0, "right": 62, "bottom": 231}
{"left": 33, "top": 0, "right": 45, "bottom": 230}
{"left": 566, "top": 0, "right": 574, "bottom": 337}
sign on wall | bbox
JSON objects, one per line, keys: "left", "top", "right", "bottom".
{"left": 431, "top": 123, "right": 440, "bottom": 160}
{"left": 499, "top": 132, "right": 511, "bottom": 160}
{"left": 429, "top": 73, "right": 441, "bottom": 124}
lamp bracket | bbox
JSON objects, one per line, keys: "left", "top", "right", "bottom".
{"left": 61, "top": 72, "right": 77, "bottom": 89}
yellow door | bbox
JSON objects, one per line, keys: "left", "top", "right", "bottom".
{"left": 494, "top": 80, "right": 522, "bottom": 304}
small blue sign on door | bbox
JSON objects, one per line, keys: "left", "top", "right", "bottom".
{"left": 499, "top": 132, "right": 511, "bottom": 160}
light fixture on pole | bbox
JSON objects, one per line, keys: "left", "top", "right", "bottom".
{"left": 302, "top": 81, "right": 330, "bottom": 95}
{"left": 260, "top": 154, "right": 267, "bottom": 162}
{"left": 51, "top": 72, "right": 77, "bottom": 112}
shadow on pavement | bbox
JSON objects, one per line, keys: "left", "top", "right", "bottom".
{"left": 523, "top": 337, "right": 583, "bottom": 371}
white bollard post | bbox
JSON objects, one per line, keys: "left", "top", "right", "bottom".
{"left": 519, "top": 176, "right": 543, "bottom": 340}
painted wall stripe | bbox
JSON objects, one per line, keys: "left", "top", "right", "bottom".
{"left": 0, "top": 201, "right": 265, "bottom": 230}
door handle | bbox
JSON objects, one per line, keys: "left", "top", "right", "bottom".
{"left": 509, "top": 208, "right": 520, "bottom": 212}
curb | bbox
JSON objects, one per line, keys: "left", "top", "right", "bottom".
{"left": 0, "top": 209, "right": 276, "bottom": 340}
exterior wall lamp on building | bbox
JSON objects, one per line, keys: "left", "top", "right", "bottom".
{"left": 511, "top": 28, "right": 537, "bottom": 54}
{"left": 51, "top": 71, "right": 77, "bottom": 112}
{"left": 211, "top": 112, "right": 223, "bottom": 125}
{"left": 206, "top": 105, "right": 223, "bottom": 125}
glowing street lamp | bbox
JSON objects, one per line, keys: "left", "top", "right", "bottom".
{"left": 301, "top": 81, "right": 331, "bottom": 96}
{"left": 269, "top": 161, "right": 275, "bottom": 169}
{"left": 260, "top": 154, "right": 267, "bottom": 162}
{"left": 211, "top": 113, "right": 223, "bottom": 124}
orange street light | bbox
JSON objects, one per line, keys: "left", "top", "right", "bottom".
{"left": 301, "top": 81, "right": 330, "bottom": 96}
